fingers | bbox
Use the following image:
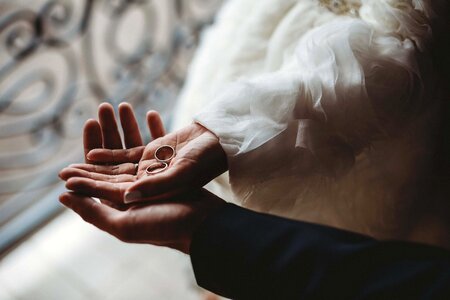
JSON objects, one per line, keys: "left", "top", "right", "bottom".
{"left": 66, "top": 177, "right": 130, "bottom": 204}
{"left": 98, "top": 102, "right": 123, "bottom": 149}
{"left": 119, "top": 103, "right": 144, "bottom": 148}
{"left": 83, "top": 119, "right": 102, "bottom": 163}
{"left": 59, "top": 192, "right": 122, "bottom": 236}
{"left": 87, "top": 146, "right": 145, "bottom": 164}
{"left": 67, "top": 163, "right": 137, "bottom": 175}
{"left": 59, "top": 167, "right": 136, "bottom": 182}
{"left": 147, "top": 110, "right": 165, "bottom": 140}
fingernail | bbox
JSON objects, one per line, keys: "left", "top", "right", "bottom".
{"left": 59, "top": 195, "right": 70, "bottom": 206}
{"left": 65, "top": 179, "right": 75, "bottom": 190}
{"left": 59, "top": 167, "right": 68, "bottom": 175}
{"left": 124, "top": 191, "right": 142, "bottom": 204}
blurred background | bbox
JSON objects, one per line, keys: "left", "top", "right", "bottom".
{"left": 0, "top": 0, "right": 223, "bottom": 298}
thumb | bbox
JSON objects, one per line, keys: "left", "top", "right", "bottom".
{"left": 124, "top": 165, "right": 190, "bottom": 203}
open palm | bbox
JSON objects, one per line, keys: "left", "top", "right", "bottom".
{"left": 60, "top": 107, "right": 227, "bottom": 205}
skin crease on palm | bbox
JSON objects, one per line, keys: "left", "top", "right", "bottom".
{"left": 59, "top": 103, "right": 228, "bottom": 253}
{"left": 59, "top": 102, "right": 228, "bottom": 205}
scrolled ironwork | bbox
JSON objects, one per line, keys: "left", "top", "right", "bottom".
{"left": 0, "top": 0, "right": 223, "bottom": 235}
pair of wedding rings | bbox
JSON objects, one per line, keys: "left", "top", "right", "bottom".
{"left": 145, "top": 145, "right": 176, "bottom": 175}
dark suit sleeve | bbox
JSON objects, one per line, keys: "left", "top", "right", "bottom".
{"left": 190, "top": 203, "right": 450, "bottom": 299}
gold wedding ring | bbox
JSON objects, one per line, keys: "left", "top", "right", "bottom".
{"left": 145, "top": 145, "right": 176, "bottom": 176}
{"left": 154, "top": 145, "right": 176, "bottom": 163}
{"left": 146, "top": 162, "right": 168, "bottom": 175}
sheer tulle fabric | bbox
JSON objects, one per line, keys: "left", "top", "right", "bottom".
{"left": 174, "top": 0, "right": 445, "bottom": 219}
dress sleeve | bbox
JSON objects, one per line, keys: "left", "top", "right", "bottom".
{"left": 190, "top": 203, "right": 450, "bottom": 299}
{"left": 194, "top": 1, "right": 443, "bottom": 181}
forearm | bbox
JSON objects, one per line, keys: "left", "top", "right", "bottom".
{"left": 190, "top": 204, "right": 450, "bottom": 299}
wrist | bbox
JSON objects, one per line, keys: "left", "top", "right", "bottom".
{"left": 192, "top": 120, "right": 216, "bottom": 135}
{"left": 192, "top": 121, "right": 229, "bottom": 175}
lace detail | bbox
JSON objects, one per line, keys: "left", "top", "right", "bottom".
{"left": 319, "top": 0, "right": 361, "bottom": 16}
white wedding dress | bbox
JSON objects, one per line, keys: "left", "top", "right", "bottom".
{"left": 173, "top": 0, "right": 448, "bottom": 239}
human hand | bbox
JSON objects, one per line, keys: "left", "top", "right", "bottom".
{"left": 83, "top": 101, "right": 165, "bottom": 163}
{"left": 60, "top": 102, "right": 166, "bottom": 207}
{"left": 62, "top": 121, "right": 228, "bottom": 205}
{"left": 59, "top": 189, "right": 226, "bottom": 254}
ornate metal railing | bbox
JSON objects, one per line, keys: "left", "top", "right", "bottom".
{"left": 0, "top": 0, "right": 223, "bottom": 254}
